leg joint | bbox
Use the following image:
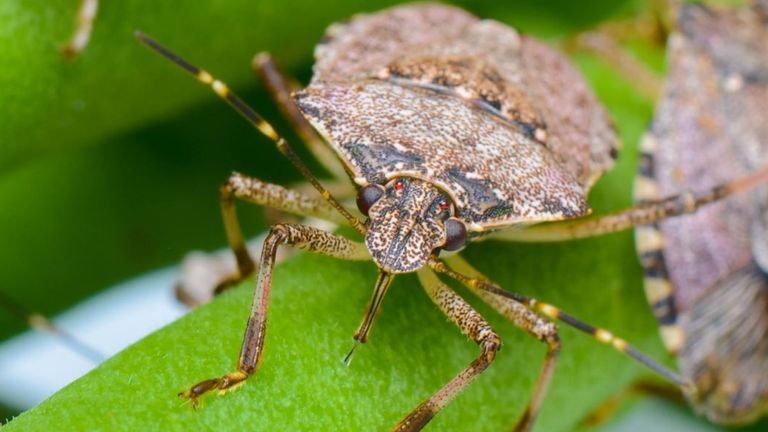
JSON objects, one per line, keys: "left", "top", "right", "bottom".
{"left": 480, "top": 332, "right": 502, "bottom": 362}
{"left": 221, "top": 171, "right": 258, "bottom": 199}
{"left": 220, "top": 172, "right": 242, "bottom": 199}
{"left": 544, "top": 332, "right": 561, "bottom": 354}
{"left": 265, "top": 223, "right": 291, "bottom": 248}
{"left": 267, "top": 223, "right": 290, "bottom": 237}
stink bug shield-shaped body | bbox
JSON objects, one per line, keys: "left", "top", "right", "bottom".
{"left": 298, "top": 5, "right": 617, "bottom": 230}
{"left": 636, "top": 1, "right": 768, "bottom": 425}
{"left": 137, "top": 3, "right": 768, "bottom": 431}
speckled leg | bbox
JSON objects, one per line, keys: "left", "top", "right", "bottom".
{"left": 178, "top": 223, "right": 369, "bottom": 407}
{"left": 213, "top": 172, "right": 352, "bottom": 292}
{"left": 392, "top": 268, "right": 501, "bottom": 432}
{"left": 427, "top": 258, "right": 560, "bottom": 432}
{"left": 440, "top": 255, "right": 690, "bottom": 387}
{"left": 252, "top": 52, "right": 348, "bottom": 179}
{"left": 491, "top": 165, "right": 768, "bottom": 242}
{"left": 175, "top": 175, "right": 354, "bottom": 305}
{"left": 175, "top": 172, "right": 355, "bottom": 305}
{"left": 61, "top": 0, "right": 99, "bottom": 59}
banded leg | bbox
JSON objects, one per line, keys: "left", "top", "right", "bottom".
{"left": 176, "top": 172, "right": 353, "bottom": 305}
{"left": 393, "top": 268, "right": 502, "bottom": 432}
{"left": 490, "top": 165, "right": 768, "bottom": 242}
{"left": 424, "top": 260, "right": 561, "bottom": 431}
{"left": 219, "top": 172, "right": 353, "bottom": 290}
{"left": 179, "top": 223, "right": 369, "bottom": 407}
{"left": 61, "top": 0, "right": 99, "bottom": 59}
{"left": 251, "top": 53, "right": 348, "bottom": 180}
{"left": 439, "top": 255, "right": 690, "bottom": 388}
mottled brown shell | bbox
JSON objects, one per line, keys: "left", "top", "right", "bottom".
{"left": 294, "top": 3, "right": 618, "bottom": 231}
{"left": 637, "top": 2, "right": 768, "bottom": 423}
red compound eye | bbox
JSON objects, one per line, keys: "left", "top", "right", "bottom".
{"left": 439, "top": 200, "right": 449, "bottom": 211}
{"left": 394, "top": 180, "right": 404, "bottom": 191}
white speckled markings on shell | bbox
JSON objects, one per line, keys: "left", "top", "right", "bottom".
{"left": 295, "top": 82, "right": 591, "bottom": 227}
{"left": 297, "top": 2, "right": 620, "bottom": 231}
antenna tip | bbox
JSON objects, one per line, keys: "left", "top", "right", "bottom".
{"left": 134, "top": 31, "right": 156, "bottom": 47}
{"left": 342, "top": 341, "right": 361, "bottom": 367}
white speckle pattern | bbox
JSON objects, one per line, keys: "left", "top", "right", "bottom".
{"left": 297, "top": 3, "right": 620, "bottom": 229}
{"left": 297, "top": 82, "right": 589, "bottom": 228}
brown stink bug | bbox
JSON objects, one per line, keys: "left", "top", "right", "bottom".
{"left": 634, "top": 0, "right": 768, "bottom": 425}
{"left": 135, "top": 3, "right": 768, "bottom": 431}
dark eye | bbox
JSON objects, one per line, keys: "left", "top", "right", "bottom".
{"left": 356, "top": 184, "right": 385, "bottom": 216}
{"left": 443, "top": 218, "right": 467, "bottom": 251}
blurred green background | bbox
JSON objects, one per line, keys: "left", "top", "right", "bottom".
{"left": 0, "top": 0, "right": 765, "bottom": 430}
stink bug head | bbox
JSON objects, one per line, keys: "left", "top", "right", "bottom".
{"left": 364, "top": 177, "right": 462, "bottom": 273}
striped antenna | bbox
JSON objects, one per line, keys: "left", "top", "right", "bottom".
{"left": 0, "top": 291, "right": 104, "bottom": 363}
{"left": 428, "top": 258, "right": 694, "bottom": 390}
{"left": 134, "top": 32, "right": 365, "bottom": 235}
